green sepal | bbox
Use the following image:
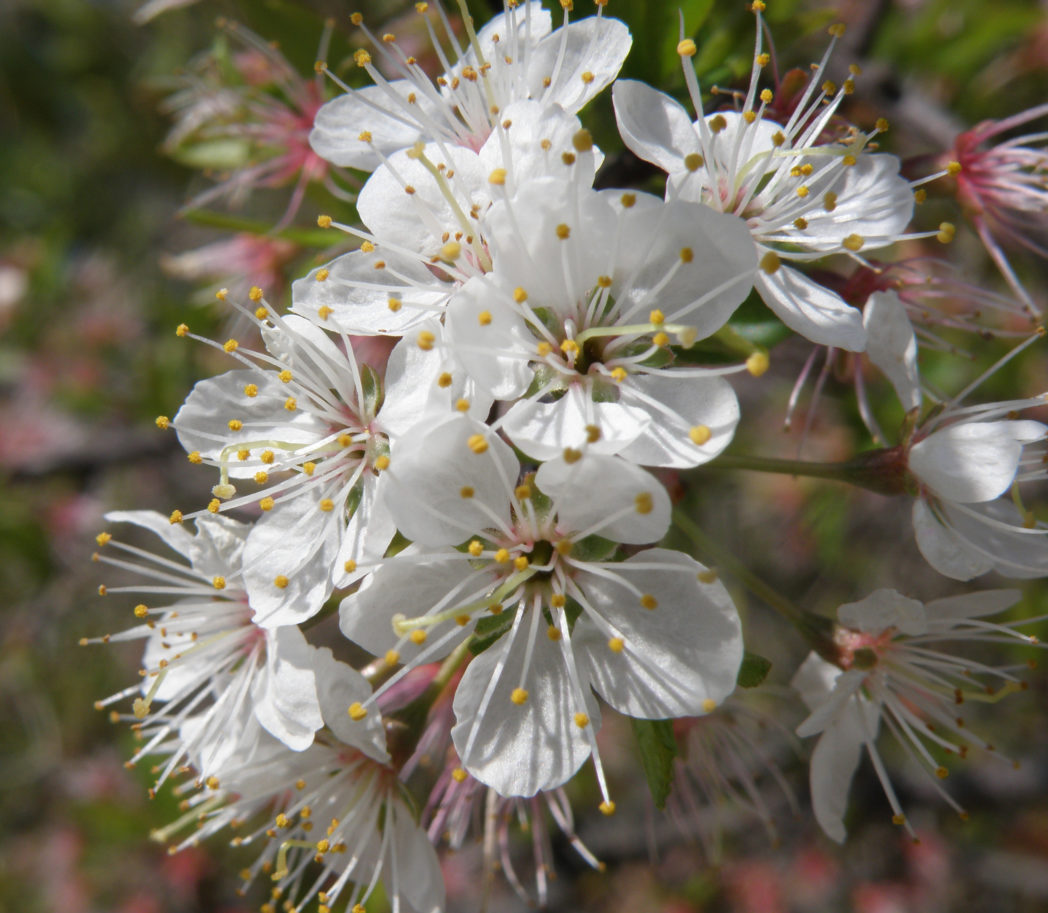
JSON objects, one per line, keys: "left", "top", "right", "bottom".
{"left": 630, "top": 717, "right": 679, "bottom": 810}
{"left": 468, "top": 609, "right": 516, "bottom": 656}
{"left": 736, "top": 651, "right": 772, "bottom": 688}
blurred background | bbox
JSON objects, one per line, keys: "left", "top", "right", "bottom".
{"left": 2, "top": 0, "right": 1047, "bottom": 910}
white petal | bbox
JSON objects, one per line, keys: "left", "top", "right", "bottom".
{"left": 837, "top": 589, "right": 927, "bottom": 636}
{"left": 252, "top": 626, "right": 323, "bottom": 751}
{"left": 526, "top": 17, "right": 632, "bottom": 115}
{"left": 863, "top": 291, "right": 920, "bottom": 411}
{"left": 912, "top": 498, "right": 992, "bottom": 581}
{"left": 909, "top": 420, "right": 1045, "bottom": 503}
{"left": 535, "top": 453, "right": 670, "bottom": 544}
{"left": 384, "top": 414, "right": 519, "bottom": 546}
{"left": 924, "top": 589, "right": 1021, "bottom": 622}
{"left": 309, "top": 82, "right": 438, "bottom": 170}
{"left": 612, "top": 79, "right": 699, "bottom": 173}
{"left": 452, "top": 618, "right": 598, "bottom": 796}
{"left": 104, "top": 509, "right": 196, "bottom": 559}
{"left": 291, "top": 249, "right": 451, "bottom": 336}
{"left": 242, "top": 488, "right": 345, "bottom": 627}
{"left": 573, "top": 550, "right": 743, "bottom": 717}
{"left": 387, "top": 802, "right": 447, "bottom": 913}
{"left": 311, "top": 647, "right": 389, "bottom": 763}
{"left": 756, "top": 262, "right": 867, "bottom": 351}
{"left": 615, "top": 373, "right": 739, "bottom": 469}
{"left": 790, "top": 651, "right": 842, "bottom": 713}
{"left": 808, "top": 705, "right": 872, "bottom": 844}
{"left": 332, "top": 474, "right": 396, "bottom": 588}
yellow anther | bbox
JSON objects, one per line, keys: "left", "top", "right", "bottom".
{"left": 597, "top": 275, "right": 613, "bottom": 288}
{"left": 746, "top": 351, "right": 770, "bottom": 377}
{"left": 892, "top": 814, "right": 906, "bottom": 826}
{"left": 278, "top": 369, "right": 293, "bottom": 383}
{"left": 227, "top": 419, "right": 243, "bottom": 432}
{"left": 477, "top": 310, "right": 492, "bottom": 326}
{"left": 937, "top": 222, "right": 956, "bottom": 244}
{"left": 513, "top": 555, "right": 529, "bottom": 572}
{"left": 260, "top": 497, "right": 275, "bottom": 511}
{"left": 555, "top": 223, "right": 571, "bottom": 240}
{"left": 465, "top": 540, "right": 484, "bottom": 558}
{"left": 585, "top": 424, "right": 601, "bottom": 444}
{"left": 536, "top": 341, "right": 553, "bottom": 357}
{"left": 466, "top": 434, "right": 489, "bottom": 455}
{"left": 796, "top": 185, "right": 810, "bottom": 198}
{"left": 248, "top": 287, "right": 263, "bottom": 302}
{"left": 793, "top": 217, "right": 808, "bottom": 230}
{"left": 689, "top": 425, "right": 712, "bottom": 445}
{"left": 417, "top": 330, "right": 436, "bottom": 351}
{"left": 709, "top": 114, "right": 727, "bottom": 133}
{"left": 599, "top": 800, "right": 616, "bottom": 816}
{"left": 259, "top": 450, "right": 275, "bottom": 465}
{"left": 315, "top": 268, "right": 330, "bottom": 282}
{"left": 635, "top": 492, "right": 653, "bottom": 514}
{"left": 212, "top": 576, "right": 226, "bottom": 590}
{"left": 640, "top": 593, "right": 658, "bottom": 610}
{"left": 935, "top": 766, "right": 949, "bottom": 779}
{"left": 97, "top": 585, "right": 106, "bottom": 596}
{"left": 621, "top": 192, "right": 636, "bottom": 208}
{"left": 760, "top": 88, "right": 773, "bottom": 104}
{"left": 243, "top": 383, "right": 259, "bottom": 397}
{"left": 337, "top": 433, "right": 353, "bottom": 448}
{"left": 215, "top": 288, "right": 228, "bottom": 301}
{"left": 274, "top": 575, "right": 289, "bottom": 589}
{"left": 354, "top": 49, "right": 372, "bottom": 67}
{"left": 513, "top": 287, "right": 528, "bottom": 303}
{"left": 679, "top": 246, "right": 694, "bottom": 263}
{"left": 677, "top": 38, "right": 697, "bottom": 57}
{"left": 653, "top": 332, "right": 669, "bottom": 347}
{"left": 451, "top": 767, "right": 468, "bottom": 783}
{"left": 374, "top": 455, "right": 390, "bottom": 471}
{"left": 946, "top": 161, "right": 962, "bottom": 176}
{"left": 155, "top": 415, "right": 170, "bottom": 430}
{"left": 563, "top": 447, "right": 583, "bottom": 464}
{"left": 316, "top": 214, "right": 333, "bottom": 229}
{"left": 386, "top": 297, "right": 402, "bottom": 313}
{"left": 344, "top": 559, "right": 357, "bottom": 574}
{"left": 439, "top": 241, "right": 462, "bottom": 263}
{"left": 823, "top": 191, "right": 838, "bottom": 211}
{"left": 410, "top": 629, "right": 427, "bottom": 645}
{"left": 384, "top": 649, "right": 399, "bottom": 666}
{"left": 360, "top": 240, "right": 375, "bottom": 253}
{"left": 772, "top": 131, "right": 786, "bottom": 147}
{"left": 751, "top": 0, "right": 766, "bottom": 11}
{"left": 572, "top": 129, "right": 593, "bottom": 152}
{"left": 134, "top": 603, "right": 148, "bottom": 618}
{"left": 608, "top": 637, "right": 625, "bottom": 653}
{"left": 348, "top": 702, "right": 368, "bottom": 721}
{"left": 455, "top": 614, "right": 471, "bottom": 626}
{"left": 254, "top": 471, "right": 269, "bottom": 484}
{"left": 169, "top": 510, "right": 184, "bottom": 524}
{"left": 743, "top": 111, "right": 757, "bottom": 124}
{"left": 702, "top": 698, "right": 717, "bottom": 712}
{"left": 822, "top": 80, "right": 837, "bottom": 95}
{"left": 455, "top": 398, "right": 470, "bottom": 412}
{"left": 284, "top": 397, "right": 297, "bottom": 412}
{"left": 515, "top": 484, "right": 532, "bottom": 500}
{"left": 610, "top": 366, "right": 627, "bottom": 383}
{"left": 828, "top": 22, "right": 846, "bottom": 38}
{"left": 549, "top": 592, "right": 567, "bottom": 609}
{"left": 842, "top": 153, "right": 857, "bottom": 167}
{"left": 561, "top": 338, "right": 579, "bottom": 356}
{"left": 547, "top": 625, "right": 562, "bottom": 641}
{"left": 437, "top": 372, "right": 453, "bottom": 388}
{"left": 756, "top": 53, "right": 770, "bottom": 66}
{"left": 319, "top": 499, "right": 335, "bottom": 512}
{"left": 460, "top": 485, "right": 474, "bottom": 499}
{"left": 488, "top": 168, "right": 507, "bottom": 185}
{"left": 175, "top": 323, "right": 189, "bottom": 337}
{"left": 555, "top": 540, "right": 573, "bottom": 556}
{"left": 574, "top": 712, "right": 590, "bottom": 728}
{"left": 510, "top": 687, "right": 529, "bottom": 705}
{"left": 842, "top": 234, "right": 865, "bottom": 252}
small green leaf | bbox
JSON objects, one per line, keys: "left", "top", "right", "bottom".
{"left": 468, "top": 609, "right": 515, "bottom": 656}
{"left": 737, "top": 651, "right": 772, "bottom": 688}
{"left": 630, "top": 717, "right": 678, "bottom": 809}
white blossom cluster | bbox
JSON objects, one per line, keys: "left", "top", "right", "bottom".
{"left": 90, "top": 2, "right": 1048, "bottom": 909}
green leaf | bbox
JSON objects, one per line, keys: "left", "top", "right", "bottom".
{"left": 181, "top": 208, "right": 339, "bottom": 248}
{"left": 736, "top": 651, "right": 772, "bottom": 688}
{"left": 468, "top": 609, "right": 516, "bottom": 656}
{"left": 630, "top": 717, "right": 678, "bottom": 809}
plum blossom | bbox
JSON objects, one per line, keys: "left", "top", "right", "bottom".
{"left": 309, "top": 1, "right": 630, "bottom": 170}
{"left": 793, "top": 588, "right": 1036, "bottom": 842}
{"left": 444, "top": 177, "right": 756, "bottom": 465}
{"left": 612, "top": 14, "right": 919, "bottom": 351}
{"left": 339, "top": 414, "right": 743, "bottom": 801}
{"left": 87, "top": 511, "right": 324, "bottom": 786}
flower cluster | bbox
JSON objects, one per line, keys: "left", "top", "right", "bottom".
{"left": 91, "top": 1, "right": 1048, "bottom": 908}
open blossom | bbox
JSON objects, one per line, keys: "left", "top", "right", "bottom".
{"left": 905, "top": 394, "right": 1048, "bottom": 579}
{"left": 948, "top": 103, "right": 1048, "bottom": 315}
{"left": 792, "top": 588, "right": 1036, "bottom": 842}
{"left": 309, "top": 1, "right": 630, "bottom": 169}
{"left": 156, "top": 652, "right": 442, "bottom": 913}
{"left": 87, "top": 511, "right": 324, "bottom": 786}
{"left": 444, "top": 177, "right": 756, "bottom": 464}
{"left": 612, "top": 15, "right": 918, "bottom": 351}
{"left": 170, "top": 303, "right": 485, "bottom": 626}
{"left": 293, "top": 101, "right": 601, "bottom": 336}
{"left": 339, "top": 414, "right": 743, "bottom": 802}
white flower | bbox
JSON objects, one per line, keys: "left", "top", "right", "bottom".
{"left": 612, "top": 16, "right": 917, "bottom": 351}
{"left": 293, "top": 101, "right": 602, "bottom": 336}
{"left": 309, "top": 1, "right": 630, "bottom": 170}
{"left": 88, "top": 511, "right": 324, "bottom": 784}
{"left": 171, "top": 305, "right": 481, "bottom": 625}
{"left": 792, "top": 587, "right": 1036, "bottom": 842}
{"left": 339, "top": 414, "right": 743, "bottom": 801}
{"left": 906, "top": 395, "right": 1048, "bottom": 579}
{"left": 443, "top": 178, "right": 756, "bottom": 465}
